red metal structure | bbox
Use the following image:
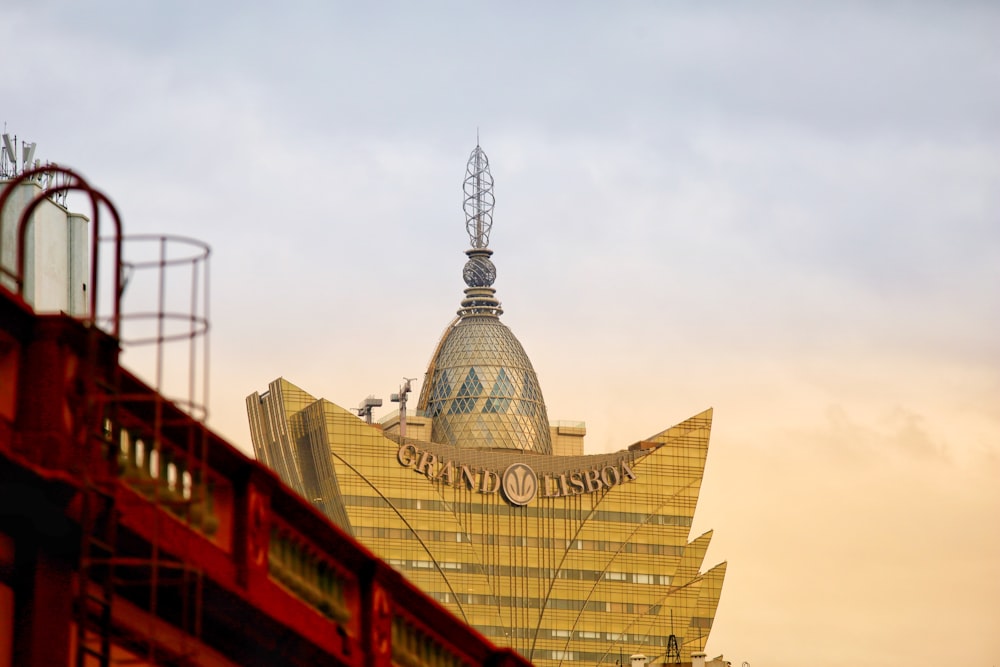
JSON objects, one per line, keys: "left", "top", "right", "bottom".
{"left": 0, "top": 169, "right": 530, "bottom": 667}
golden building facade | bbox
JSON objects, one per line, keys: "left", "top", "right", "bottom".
{"left": 246, "top": 145, "right": 725, "bottom": 665}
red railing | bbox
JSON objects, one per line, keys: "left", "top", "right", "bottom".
{"left": 0, "top": 171, "right": 531, "bottom": 667}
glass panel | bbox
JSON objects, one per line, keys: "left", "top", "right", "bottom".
{"left": 483, "top": 367, "right": 514, "bottom": 413}
{"left": 448, "top": 367, "right": 482, "bottom": 414}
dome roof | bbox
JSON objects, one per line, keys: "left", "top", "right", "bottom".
{"left": 420, "top": 316, "right": 552, "bottom": 454}
{"left": 415, "top": 143, "right": 552, "bottom": 454}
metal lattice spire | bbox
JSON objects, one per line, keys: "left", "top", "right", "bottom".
{"left": 459, "top": 143, "right": 501, "bottom": 318}
{"left": 463, "top": 143, "right": 494, "bottom": 248}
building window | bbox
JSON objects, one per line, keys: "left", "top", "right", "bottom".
{"left": 448, "top": 368, "right": 482, "bottom": 414}
{"left": 516, "top": 371, "right": 539, "bottom": 416}
{"left": 428, "top": 369, "right": 452, "bottom": 417}
{"left": 483, "top": 368, "right": 514, "bottom": 413}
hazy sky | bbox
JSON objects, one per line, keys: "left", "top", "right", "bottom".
{"left": 4, "top": 2, "right": 998, "bottom": 665}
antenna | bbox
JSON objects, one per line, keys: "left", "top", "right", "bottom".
{"left": 0, "top": 132, "right": 66, "bottom": 204}
{"left": 666, "top": 610, "right": 680, "bottom": 664}
{"left": 355, "top": 395, "right": 383, "bottom": 424}
{"left": 2, "top": 134, "right": 15, "bottom": 177}
{"left": 22, "top": 142, "right": 36, "bottom": 171}
{"left": 390, "top": 378, "right": 416, "bottom": 438}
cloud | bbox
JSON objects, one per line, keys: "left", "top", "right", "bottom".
{"left": 5, "top": 3, "right": 1000, "bottom": 665}
{"left": 812, "top": 403, "right": 950, "bottom": 463}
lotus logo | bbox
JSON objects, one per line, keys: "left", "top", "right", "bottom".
{"left": 501, "top": 463, "right": 538, "bottom": 506}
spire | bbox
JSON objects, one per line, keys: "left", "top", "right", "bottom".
{"left": 464, "top": 143, "right": 494, "bottom": 248}
{"left": 459, "top": 143, "right": 502, "bottom": 318}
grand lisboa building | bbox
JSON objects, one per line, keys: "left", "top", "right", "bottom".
{"left": 247, "top": 145, "right": 726, "bottom": 666}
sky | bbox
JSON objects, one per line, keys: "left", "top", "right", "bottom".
{"left": 3, "top": 2, "right": 999, "bottom": 665}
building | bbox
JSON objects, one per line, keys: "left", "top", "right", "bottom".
{"left": 1, "top": 134, "right": 89, "bottom": 315}
{"left": 1, "top": 165, "right": 528, "bottom": 667}
{"left": 247, "top": 145, "right": 727, "bottom": 666}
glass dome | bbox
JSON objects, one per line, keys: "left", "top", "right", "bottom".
{"left": 421, "top": 316, "right": 552, "bottom": 454}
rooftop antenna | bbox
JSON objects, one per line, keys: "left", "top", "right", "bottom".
{"left": 355, "top": 395, "right": 383, "bottom": 424}
{"left": 0, "top": 132, "right": 69, "bottom": 206}
{"left": 666, "top": 610, "right": 680, "bottom": 664}
{"left": 1, "top": 133, "right": 15, "bottom": 177}
{"left": 390, "top": 378, "right": 416, "bottom": 438}
{"left": 21, "top": 141, "right": 36, "bottom": 172}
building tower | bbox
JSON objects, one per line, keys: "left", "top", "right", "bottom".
{"left": 247, "top": 144, "right": 727, "bottom": 667}
{"left": 416, "top": 144, "right": 552, "bottom": 453}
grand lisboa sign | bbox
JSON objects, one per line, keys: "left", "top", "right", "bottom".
{"left": 396, "top": 443, "right": 637, "bottom": 506}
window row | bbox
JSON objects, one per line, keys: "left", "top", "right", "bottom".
{"left": 605, "top": 572, "right": 671, "bottom": 585}
{"left": 462, "top": 622, "right": 688, "bottom": 649}
{"left": 390, "top": 558, "right": 674, "bottom": 586}
{"left": 354, "top": 524, "right": 683, "bottom": 558}
{"left": 427, "top": 590, "right": 669, "bottom": 615}
{"left": 344, "top": 494, "right": 693, "bottom": 527}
